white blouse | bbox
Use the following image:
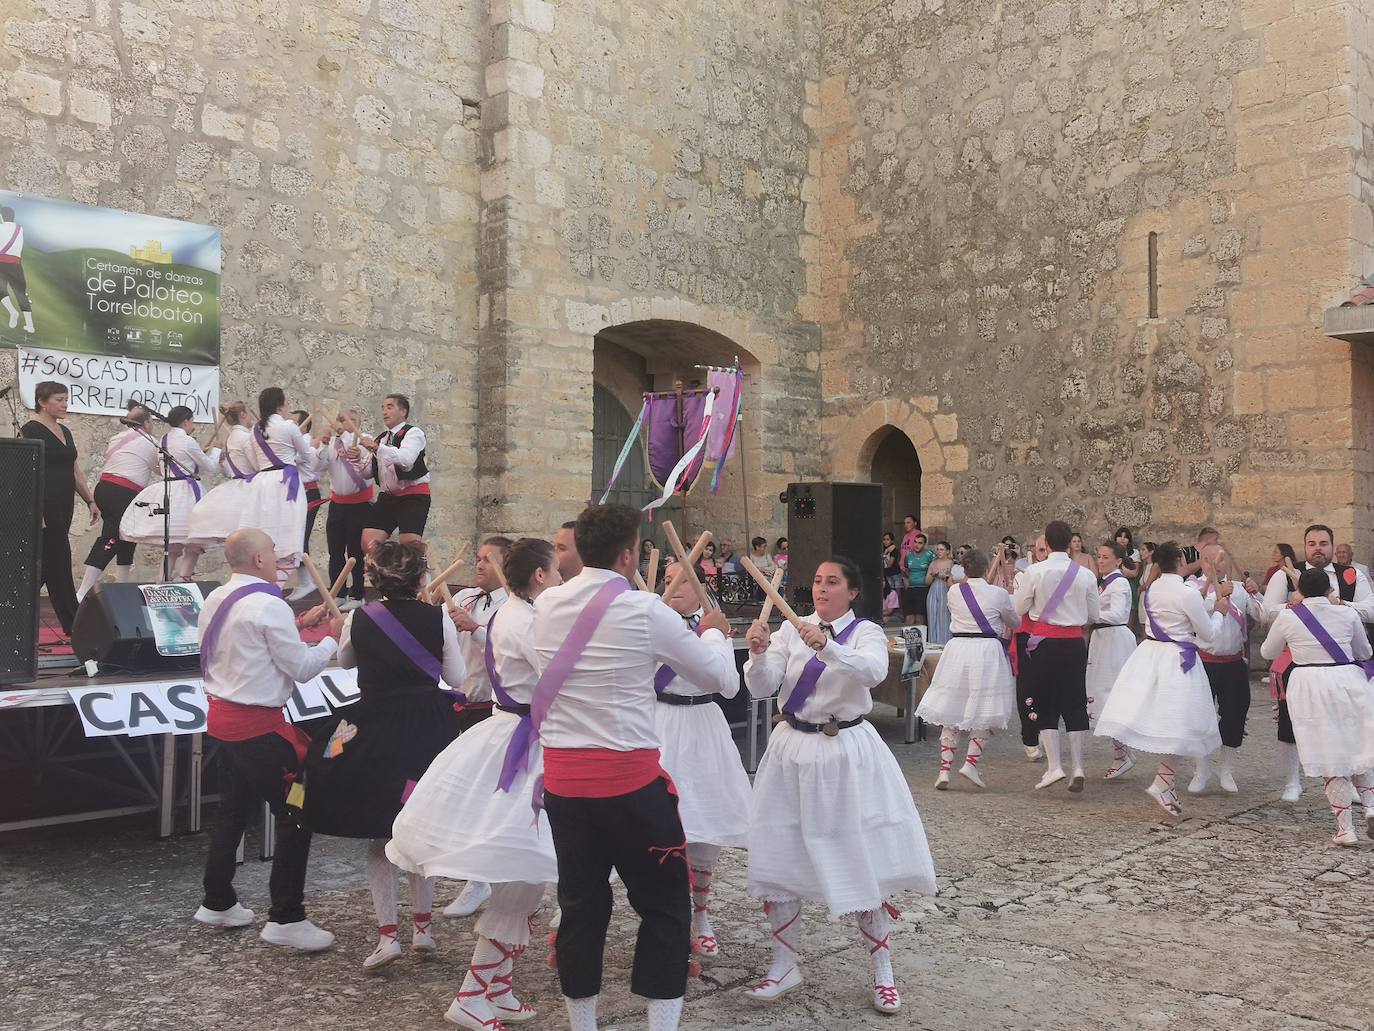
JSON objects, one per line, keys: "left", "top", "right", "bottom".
{"left": 947, "top": 579, "right": 1017, "bottom": 637}
{"left": 486, "top": 595, "right": 541, "bottom": 705}
{"left": 744, "top": 608, "right": 890, "bottom": 723}
{"left": 1139, "top": 573, "right": 1222, "bottom": 648}
{"left": 1261, "top": 597, "right": 1373, "bottom": 665}
{"left": 659, "top": 607, "right": 742, "bottom": 699}
{"left": 252, "top": 412, "right": 311, "bottom": 467}
{"left": 1096, "top": 574, "right": 1132, "bottom": 627}
{"left": 163, "top": 425, "right": 219, "bottom": 477}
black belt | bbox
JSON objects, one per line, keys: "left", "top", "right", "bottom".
{"left": 782, "top": 713, "right": 864, "bottom": 733}
{"left": 951, "top": 632, "right": 1000, "bottom": 639}
{"left": 496, "top": 702, "right": 531, "bottom": 716}
{"left": 1088, "top": 623, "right": 1126, "bottom": 632}
{"left": 656, "top": 693, "right": 718, "bottom": 706}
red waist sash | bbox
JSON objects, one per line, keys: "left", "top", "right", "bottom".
{"left": 98, "top": 473, "right": 142, "bottom": 492}
{"left": 542, "top": 746, "right": 664, "bottom": 798}
{"left": 330, "top": 486, "right": 374, "bottom": 504}
{"left": 1199, "top": 649, "right": 1245, "bottom": 665}
{"left": 387, "top": 482, "right": 431, "bottom": 498}
{"left": 207, "top": 696, "right": 311, "bottom": 766}
{"left": 1011, "top": 617, "right": 1080, "bottom": 674}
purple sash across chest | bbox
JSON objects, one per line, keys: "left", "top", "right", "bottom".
{"left": 782, "top": 616, "right": 867, "bottom": 716}
{"left": 1290, "top": 603, "right": 1374, "bottom": 678}
{"left": 253, "top": 425, "right": 301, "bottom": 501}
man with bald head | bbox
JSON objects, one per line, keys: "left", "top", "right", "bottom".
{"left": 195, "top": 529, "right": 342, "bottom": 951}
{"left": 1186, "top": 543, "right": 1261, "bottom": 794}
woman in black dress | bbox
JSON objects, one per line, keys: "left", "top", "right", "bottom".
{"left": 301, "top": 539, "right": 464, "bottom": 971}
{"left": 21, "top": 381, "right": 99, "bottom": 636}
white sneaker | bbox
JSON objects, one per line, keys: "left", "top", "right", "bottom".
{"left": 444, "top": 880, "right": 491, "bottom": 918}
{"left": 1217, "top": 769, "right": 1239, "bottom": 794}
{"left": 194, "top": 902, "right": 254, "bottom": 928}
{"left": 260, "top": 919, "right": 335, "bottom": 952}
{"left": 286, "top": 581, "right": 318, "bottom": 602}
{"left": 1104, "top": 755, "right": 1135, "bottom": 780}
{"left": 744, "top": 965, "right": 803, "bottom": 1002}
{"left": 935, "top": 769, "right": 951, "bottom": 790}
{"left": 1188, "top": 767, "right": 1213, "bottom": 795}
{"left": 872, "top": 981, "right": 901, "bottom": 1014}
{"left": 1035, "top": 767, "right": 1066, "bottom": 790}
{"left": 1067, "top": 769, "right": 1085, "bottom": 793}
{"left": 1024, "top": 745, "right": 1044, "bottom": 762}
{"left": 339, "top": 597, "right": 364, "bottom": 611}
{"left": 1333, "top": 826, "right": 1359, "bottom": 847}
{"left": 363, "top": 935, "right": 402, "bottom": 970}
{"left": 958, "top": 762, "right": 985, "bottom": 789}
{"left": 1281, "top": 778, "right": 1303, "bottom": 803}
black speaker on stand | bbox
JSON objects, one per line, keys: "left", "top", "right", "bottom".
{"left": 0, "top": 437, "right": 43, "bottom": 685}
{"left": 71, "top": 581, "right": 221, "bottom": 673}
{"left": 783, "top": 482, "right": 884, "bottom": 622}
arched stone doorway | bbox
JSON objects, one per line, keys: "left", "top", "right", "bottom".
{"left": 866, "top": 426, "right": 922, "bottom": 532}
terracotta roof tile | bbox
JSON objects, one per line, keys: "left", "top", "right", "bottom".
{"left": 1342, "top": 276, "right": 1374, "bottom": 307}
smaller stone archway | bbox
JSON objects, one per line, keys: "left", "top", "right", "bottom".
{"left": 867, "top": 427, "right": 922, "bottom": 531}
{"left": 829, "top": 398, "right": 956, "bottom": 533}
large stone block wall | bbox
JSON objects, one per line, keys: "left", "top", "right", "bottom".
{"left": 475, "top": 0, "right": 825, "bottom": 545}
{"left": 818, "top": 0, "right": 1373, "bottom": 574}
{"left": 0, "top": 0, "right": 484, "bottom": 573}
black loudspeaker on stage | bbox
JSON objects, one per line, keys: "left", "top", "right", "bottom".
{"left": 72, "top": 581, "right": 221, "bottom": 673}
{"left": 0, "top": 438, "right": 43, "bottom": 685}
{"left": 783, "top": 482, "right": 883, "bottom": 621}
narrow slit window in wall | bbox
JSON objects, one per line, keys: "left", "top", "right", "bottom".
{"left": 1147, "top": 232, "right": 1159, "bottom": 319}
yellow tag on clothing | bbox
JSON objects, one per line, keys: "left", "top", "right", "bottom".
{"left": 286, "top": 782, "right": 305, "bottom": 809}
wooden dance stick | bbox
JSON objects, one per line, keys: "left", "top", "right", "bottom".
{"left": 740, "top": 556, "right": 804, "bottom": 632}
{"left": 423, "top": 547, "right": 470, "bottom": 603}
{"left": 757, "top": 566, "right": 785, "bottom": 622}
{"left": 660, "top": 532, "right": 714, "bottom": 599}
{"left": 633, "top": 570, "right": 650, "bottom": 591}
{"left": 433, "top": 578, "right": 461, "bottom": 619}
{"left": 661, "top": 523, "right": 714, "bottom": 612}
{"left": 300, "top": 554, "right": 342, "bottom": 620}
{"left": 645, "top": 547, "right": 661, "bottom": 593}
{"left": 201, "top": 409, "right": 228, "bottom": 451}
{"left": 328, "top": 557, "right": 355, "bottom": 599}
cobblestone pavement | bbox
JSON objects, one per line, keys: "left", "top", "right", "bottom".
{"left": 3, "top": 691, "right": 1370, "bottom": 1031}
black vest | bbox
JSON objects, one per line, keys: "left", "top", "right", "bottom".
{"left": 1297, "top": 562, "right": 1357, "bottom": 602}
{"left": 349, "top": 599, "right": 444, "bottom": 695}
{"left": 373, "top": 423, "right": 428, "bottom": 484}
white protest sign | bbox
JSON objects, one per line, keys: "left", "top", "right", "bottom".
{"left": 19, "top": 345, "right": 219, "bottom": 419}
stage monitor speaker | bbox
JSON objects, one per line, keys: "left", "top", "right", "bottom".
{"left": 71, "top": 581, "right": 221, "bottom": 673}
{"left": 783, "top": 481, "right": 884, "bottom": 622}
{"left": 0, "top": 437, "right": 43, "bottom": 686}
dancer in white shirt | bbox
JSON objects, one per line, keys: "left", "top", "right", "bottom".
{"left": 1095, "top": 542, "right": 1225, "bottom": 818}
{"left": 360, "top": 393, "right": 431, "bottom": 551}
{"left": 77, "top": 405, "right": 159, "bottom": 600}
{"left": 532, "top": 504, "right": 735, "bottom": 1031}
{"left": 1187, "top": 544, "right": 1262, "bottom": 794}
{"left": 1087, "top": 542, "right": 1138, "bottom": 779}
{"left": 390, "top": 538, "right": 562, "bottom": 1028}
{"left": 916, "top": 547, "right": 1017, "bottom": 789}
{"left": 186, "top": 402, "right": 259, "bottom": 557}
{"left": 743, "top": 557, "right": 937, "bottom": 1014}
{"left": 1013, "top": 520, "right": 1101, "bottom": 791}
{"left": 1260, "top": 567, "right": 1374, "bottom": 845}
{"left": 193, "top": 529, "right": 340, "bottom": 950}
{"left": 320, "top": 409, "right": 374, "bottom": 610}
{"left": 655, "top": 567, "right": 752, "bottom": 960}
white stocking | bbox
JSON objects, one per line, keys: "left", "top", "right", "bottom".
{"left": 762, "top": 899, "right": 802, "bottom": 980}
{"left": 856, "top": 906, "right": 894, "bottom": 986}
{"left": 366, "top": 838, "right": 399, "bottom": 933}
{"left": 1354, "top": 773, "right": 1374, "bottom": 809}
{"left": 408, "top": 871, "right": 435, "bottom": 931}
{"left": 939, "top": 727, "right": 959, "bottom": 773}
{"left": 1324, "top": 776, "right": 1355, "bottom": 838}
{"left": 77, "top": 565, "right": 103, "bottom": 601}
{"left": 175, "top": 544, "right": 203, "bottom": 580}
{"left": 455, "top": 937, "right": 504, "bottom": 1024}
{"left": 647, "top": 997, "right": 684, "bottom": 1031}
{"left": 116, "top": 563, "right": 136, "bottom": 582}
{"left": 1151, "top": 760, "right": 1176, "bottom": 798}
{"left": 965, "top": 731, "right": 987, "bottom": 770}
{"left": 564, "top": 995, "right": 599, "bottom": 1031}
{"left": 686, "top": 842, "right": 719, "bottom": 938}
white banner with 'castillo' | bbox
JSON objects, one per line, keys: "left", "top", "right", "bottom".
{"left": 18, "top": 344, "right": 219, "bottom": 419}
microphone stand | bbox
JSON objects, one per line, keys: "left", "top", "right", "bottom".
{"left": 3, "top": 381, "right": 20, "bottom": 437}
{"left": 129, "top": 424, "right": 175, "bottom": 582}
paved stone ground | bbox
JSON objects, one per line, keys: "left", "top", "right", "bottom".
{"left": 3, "top": 688, "right": 1370, "bottom": 1031}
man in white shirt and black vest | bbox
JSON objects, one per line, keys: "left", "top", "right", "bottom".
{"left": 359, "top": 393, "right": 430, "bottom": 553}
{"left": 193, "top": 529, "right": 342, "bottom": 950}
{"left": 1258, "top": 523, "right": 1374, "bottom": 801}
{"left": 531, "top": 504, "right": 735, "bottom": 1031}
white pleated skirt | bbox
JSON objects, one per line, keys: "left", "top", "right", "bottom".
{"left": 1287, "top": 666, "right": 1374, "bottom": 777}
{"left": 387, "top": 709, "right": 557, "bottom": 886}
{"left": 118, "top": 479, "right": 199, "bottom": 545}
{"left": 915, "top": 637, "right": 1014, "bottom": 731}
{"left": 1094, "top": 640, "right": 1221, "bottom": 758}
{"left": 748, "top": 720, "right": 937, "bottom": 919}
{"left": 238, "top": 469, "right": 306, "bottom": 563}
{"left": 185, "top": 479, "right": 253, "bottom": 548}
{"left": 1086, "top": 626, "right": 1137, "bottom": 720}
{"left": 654, "top": 698, "right": 751, "bottom": 848}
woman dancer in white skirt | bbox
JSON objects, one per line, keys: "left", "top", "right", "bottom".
{"left": 915, "top": 547, "right": 1016, "bottom": 790}
{"left": 743, "top": 556, "right": 937, "bottom": 1014}
{"left": 186, "top": 402, "right": 258, "bottom": 555}
{"left": 1094, "top": 542, "right": 1224, "bottom": 818}
{"left": 1260, "top": 567, "right": 1374, "bottom": 845}
{"left": 656, "top": 567, "right": 752, "bottom": 959}
{"left": 388, "top": 538, "right": 562, "bottom": 1029}
{"left": 239, "top": 387, "right": 310, "bottom": 568}
{"left": 1087, "top": 541, "right": 1137, "bottom": 779}
{"left": 118, "top": 405, "right": 220, "bottom": 580}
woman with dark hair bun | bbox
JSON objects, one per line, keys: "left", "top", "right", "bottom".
{"left": 119, "top": 404, "right": 222, "bottom": 580}
{"left": 743, "top": 556, "right": 936, "bottom": 1015}
{"left": 187, "top": 402, "right": 259, "bottom": 555}
{"left": 1094, "top": 541, "right": 1225, "bottom": 818}
{"left": 389, "top": 537, "right": 562, "bottom": 1028}
{"left": 302, "top": 538, "right": 464, "bottom": 972}
{"left": 228, "top": 387, "right": 312, "bottom": 570}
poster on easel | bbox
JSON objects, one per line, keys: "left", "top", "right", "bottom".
{"left": 138, "top": 583, "right": 205, "bottom": 657}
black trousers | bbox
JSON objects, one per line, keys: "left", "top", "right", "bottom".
{"left": 1203, "top": 659, "right": 1250, "bottom": 748}
{"left": 302, "top": 488, "right": 321, "bottom": 555}
{"left": 85, "top": 480, "right": 139, "bottom": 569}
{"left": 202, "top": 733, "right": 313, "bottom": 924}
{"left": 0, "top": 261, "right": 30, "bottom": 309}
{"left": 326, "top": 501, "right": 368, "bottom": 600}
{"left": 1014, "top": 634, "right": 1037, "bottom": 746}
{"left": 1020, "top": 636, "right": 1089, "bottom": 733}
{"left": 40, "top": 512, "right": 79, "bottom": 635}
{"left": 545, "top": 777, "right": 691, "bottom": 1000}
